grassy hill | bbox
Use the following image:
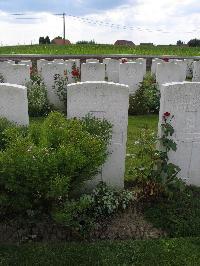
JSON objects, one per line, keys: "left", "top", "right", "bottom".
{"left": 0, "top": 44, "right": 200, "bottom": 56}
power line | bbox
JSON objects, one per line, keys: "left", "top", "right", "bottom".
{"left": 9, "top": 12, "right": 197, "bottom": 36}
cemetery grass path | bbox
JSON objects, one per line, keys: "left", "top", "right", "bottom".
{"left": 0, "top": 237, "right": 199, "bottom": 265}
{"left": 125, "top": 114, "right": 158, "bottom": 181}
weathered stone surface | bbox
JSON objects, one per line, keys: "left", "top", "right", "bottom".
{"left": 67, "top": 81, "right": 129, "bottom": 188}
{"left": 37, "top": 59, "right": 49, "bottom": 72}
{"left": 0, "top": 64, "right": 30, "bottom": 85}
{"left": 81, "top": 63, "right": 105, "bottom": 82}
{"left": 119, "top": 62, "right": 144, "bottom": 94}
{"left": 86, "top": 59, "right": 99, "bottom": 63}
{"left": 159, "top": 81, "right": 200, "bottom": 186}
{"left": 40, "top": 63, "right": 66, "bottom": 110}
{"left": 156, "top": 62, "right": 186, "bottom": 86}
{"left": 151, "top": 58, "right": 163, "bottom": 75}
{"left": 103, "top": 58, "right": 120, "bottom": 82}
{"left": 0, "top": 83, "right": 29, "bottom": 125}
{"left": 136, "top": 58, "right": 146, "bottom": 75}
{"left": 19, "top": 60, "right": 32, "bottom": 67}
{"left": 192, "top": 61, "right": 200, "bottom": 81}
{"left": 184, "top": 59, "right": 194, "bottom": 79}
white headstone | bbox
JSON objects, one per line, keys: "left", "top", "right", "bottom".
{"left": 136, "top": 58, "right": 146, "bottom": 75}
{"left": 37, "top": 59, "right": 49, "bottom": 72}
{"left": 40, "top": 63, "right": 66, "bottom": 110}
{"left": 86, "top": 59, "right": 99, "bottom": 63}
{"left": 184, "top": 59, "right": 194, "bottom": 79}
{"left": 119, "top": 62, "right": 144, "bottom": 94}
{"left": 0, "top": 64, "right": 30, "bottom": 85}
{"left": 103, "top": 58, "right": 120, "bottom": 83}
{"left": 81, "top": 63, "right": 105, "bottom": 82}
{"left": 53, "top": 59, "right": 64, "bottom": 63}
{"left": 159, "top": 81, "right": 200, "bottom": 186}
{"left": 192, "top": 61, "right": 200, "bottom": 81}
{"left": 156, "top": 62, "right": 186, "bottom": 86}
{"left": 0, "top": 83, "right": 29, "bottom": 126}
{"left": 151, "top": 58, "right": 163, "bottom": 75}
{"left": 19, "top": 60, "right": 32, "bottom": 67}
{"left": 67, "top": 81, "right": 129, "bottom": 188}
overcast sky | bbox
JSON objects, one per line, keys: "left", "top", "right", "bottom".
{"left": 0, "top": 0, "right": 200, "bottom": 45}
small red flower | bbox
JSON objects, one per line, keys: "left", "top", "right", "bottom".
{"left": 122, "top": 59, "right": 127, "bottom": 63}
{"left": 71, "top": 69, "right": 79, "bottom": 77}
{"left": 163, "top": 112, "right": 170, "bottom": 117}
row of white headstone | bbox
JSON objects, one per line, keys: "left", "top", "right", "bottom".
{"left": 151, "top": 58, "right": 200, "bottom": 85}
{"left": 38, "top": 58, "right": 146, "bottom": 94}
{"left": 0, "top": 80, "right": 200, "bottom": 187}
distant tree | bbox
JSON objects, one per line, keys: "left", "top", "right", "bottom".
{"left": 177, "top": 40, "right": 184, "bottom": 46}
{"left": 45, "top": 36, "right": 50, "bottom": 44}
{"left": 54, "top": 36, "right": 62, "bottom": 40}
{"left": 76, "top": 40, "right": 96, "bottom": 44}
{"left": 187, "top": 38, "right": 200, "bottom": 47}
{"left": 39, "top": 37, "right": 45, "bottom": 44}
{"left": 39, "top": 36, "right": 51, "bottom": 45}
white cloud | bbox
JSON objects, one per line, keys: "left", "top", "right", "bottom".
{"left": 0, "top": 0, "right": 200, "bottom": 46}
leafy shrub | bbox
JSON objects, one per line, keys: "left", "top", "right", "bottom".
{"left": 26, "top": 74, "right": 52, "bottom": 117}
{"left": 53, "top": 182, "right": 134, "bottom": 234}
{"left": 82, "top": 115, "right": 112, "bottom": 145}
{"left": 129, "top": 74, "right": 160, "bottom": 115}
{"left": 0, "top": 112, "right": 112, "bottom": 217}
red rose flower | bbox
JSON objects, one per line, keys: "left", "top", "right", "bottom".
{"left": 71, "top": 69, "right": 79, "bottom": 77}
{"left": 122, "top": 59, "right": 127, "bottom": 63}
{"left": 163, "top": 58, "right": 169, "bottom": 62}
{"left": 163, "top": 112, "right": 170, "bottom": 117}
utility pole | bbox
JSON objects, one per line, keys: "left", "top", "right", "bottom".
{"left": 63, "top": 12, "right": 66, "bottom": 44}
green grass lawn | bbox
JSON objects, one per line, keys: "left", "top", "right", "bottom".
{"left": 125, "top": 114, "right": 158, "bottom": 181}
{"left": 0, "top": 238, "right": 200, "bottom": 266}
{"left": 1, "top": 44, "right": 200, "bottom": 56}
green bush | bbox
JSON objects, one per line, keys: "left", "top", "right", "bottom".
{"left": 26, "top": 74, "right": 52, "bottom": 117}
{"left": 129, "top": 74, "right": 160, "bottom": 115}
{"left": 0, "top": 112, "right": 112, "bottom": 217}
{"left": 53, "top": 182, "right": 134, "bottom": 234}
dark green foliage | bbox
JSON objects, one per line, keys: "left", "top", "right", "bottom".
{"left": 187, "top": 38, "right": 200, "bottom": 47}
{"left": 0, "top": 238, "right": 200, "bottom": 265}
{"left": 177, "top": 40, "right": 184, "bottom": 46}
{"left": 26, "top": 74, "right": 52, "bottom": 117}
{"left": 39, "top": 36, "right": 50, "bottom": 45}
{"left": 76, "top": 40, "right": 96, "bottom": 44}
{"left": 144, "top": 186, "right": 200, "bottom": 237}
{"left": 82, "top": 115, "right": 112, "bottom": 146}
{"left": 0, "top": 112, "right": 112, "bottom": 217}
{"left": 129, "top": 74, "right": 160, "bottom": 115}
{"left": 0, "top": 118, "right": 14, "bottom": 150}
